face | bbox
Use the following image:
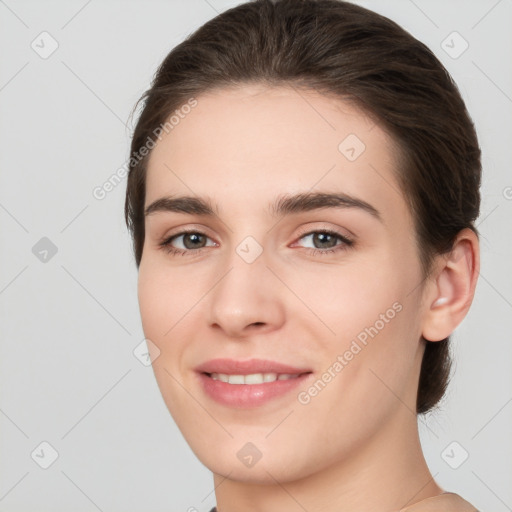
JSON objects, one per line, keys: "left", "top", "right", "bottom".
{"left": 138, "top": 84, "right": 428, "bottom": 483}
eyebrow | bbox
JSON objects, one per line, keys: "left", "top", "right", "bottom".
{"left": 144, "top": 191, "right": 381, "bottom": 221}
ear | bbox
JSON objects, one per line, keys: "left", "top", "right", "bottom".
{"left": 421, "top": 228, "right": 480, "bottom": 342}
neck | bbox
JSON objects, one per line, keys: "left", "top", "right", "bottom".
{"left": 212, "top": 409, "right": 442, "bottom": 512}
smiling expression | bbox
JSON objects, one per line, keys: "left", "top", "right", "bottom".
{"left": 137, "top": 83, "right": 429, "bottom": 482}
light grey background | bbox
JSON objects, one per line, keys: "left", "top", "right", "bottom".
{"left": 0, "top": 0, "right": 510, "bottom": 511}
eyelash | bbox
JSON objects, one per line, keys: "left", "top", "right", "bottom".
{"left": 158, "top": 228, "right": 354, "bottom": 257}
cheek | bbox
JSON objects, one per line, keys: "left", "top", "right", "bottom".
{"left": 137, "top": 260, "right": 191, "bottom": 371}
{"left": 137, "top": 258, "right": 203, "bottom": 338}
{"left": 137, "top": 261, "right": 200, "bottom": 414}
{"left": 294, "top": 250, "right": 422, "bottom": 393}
{"left": 137, "top": 267, "right": 167, "bottom": 340}
{"left": 293, "top": 253, "right": 412, "bottom": 341}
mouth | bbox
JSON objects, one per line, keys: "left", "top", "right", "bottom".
{"left": 207, "top": 371, "right": 307, "bottom": 384}
{"left": 195, "top": 359, "right": 313, "bottom": 408}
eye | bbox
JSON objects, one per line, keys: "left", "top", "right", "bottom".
{"left": 159, "top": 231, "right": 216, "bottom": 256}
{"left": 293, "top": 229, "right": 354, "bottom": 256}
{"left": 158, "top": 228, "right": 354, "bottom": 258}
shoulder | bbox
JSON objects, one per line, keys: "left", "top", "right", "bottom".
{"left": 403, "top": 492, "right": 479, "bottom": 512}
{"left": 210, "top": 494, "right": 480, "bottom": 512}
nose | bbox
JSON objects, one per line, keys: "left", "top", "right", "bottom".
{"left": 206, "top": 249, "right": 286, "bottom": 339}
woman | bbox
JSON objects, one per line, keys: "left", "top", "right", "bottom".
{"left": 125, "top": 0, "right": 481, "bottom": 510}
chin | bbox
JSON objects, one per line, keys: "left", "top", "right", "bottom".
{"left": 205, "top": 458, "right": 309, "bottom": 484}
{"left": 188, "top": 435, "right": 324, "bottom": 485}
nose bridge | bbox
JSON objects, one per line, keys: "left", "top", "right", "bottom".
{"left": 206, "top": 235, "right": 284, "bottom": 336}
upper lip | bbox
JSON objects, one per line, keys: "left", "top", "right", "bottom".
{"left": 195, "top": 358, "right": 311, "bottom": 375}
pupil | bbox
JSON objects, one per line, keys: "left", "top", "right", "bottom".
{"left": 315, "top": 233, "right": 335, "bottom": 248}
{"left": 184, "top": 233, "right": 204, "bottom": 249}
{"left": 181, "top": 233, "right": 337, "bottom": 250}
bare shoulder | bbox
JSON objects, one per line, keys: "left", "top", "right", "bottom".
{"left": 402, "top": 492, "right": 480, "bottom": 512}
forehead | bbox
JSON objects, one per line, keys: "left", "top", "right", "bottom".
{"left": 144, "top": 84, "right": 406, "bottom": 223}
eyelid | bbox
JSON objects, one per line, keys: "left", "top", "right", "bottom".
{"left": 159, "top": 223, "right": 217, "bottom": 242}
{"left": 159, "top": 229, "right": 218, "bottom": 252}
{"left": 158, "top": 223, "right": 355, "bottom": 256}
{"left": 292, "top": 223, "right": 355, "bottom": 243}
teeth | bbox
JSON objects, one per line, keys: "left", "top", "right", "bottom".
{"left": 228, "top": 374, "right": 245, "bottom": 384}
{"left": 209, "top": 372, "right": 300, "bottom": 384}
{"left": 244, "top": 373, "right": 268, "bottom": 384}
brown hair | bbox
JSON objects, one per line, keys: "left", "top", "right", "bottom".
{"left": 124, "top": 0, "right": 481, "bottom": 414}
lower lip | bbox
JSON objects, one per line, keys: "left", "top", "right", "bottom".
{"left": 198, "top": 372, "right": 311, "bottom": 408}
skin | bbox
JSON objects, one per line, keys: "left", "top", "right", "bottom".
{"left": 137, "top": 84, "right": 479, "bottom": 512}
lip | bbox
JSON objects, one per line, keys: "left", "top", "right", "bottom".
{"left": 195, "top": 358, "right": 313, "bottom": 408}
{"left": 195, "top": 358, "right": 311, "bottom": 375}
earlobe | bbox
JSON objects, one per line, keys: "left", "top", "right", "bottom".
{"left": 422, "top": 229, "right": 480, "bottom": 342}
